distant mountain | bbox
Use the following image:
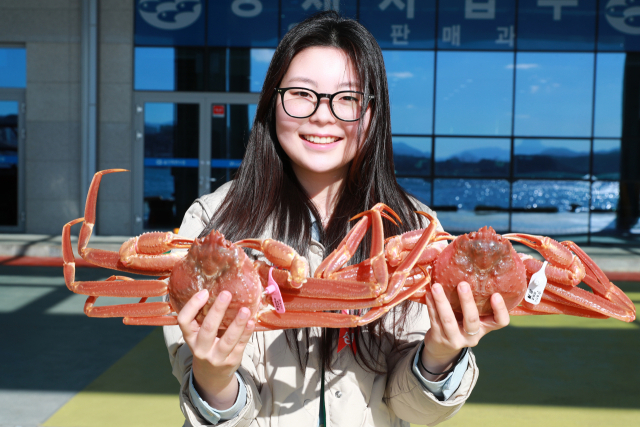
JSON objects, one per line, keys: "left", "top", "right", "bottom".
{"left": 393, "top": 142, "right": 430, "bottom": 157}
{"left": 516, "top": 140, "right": 590, "bottom": 157}
{"left": 446, "top": 146, "right": 510, "bottom": 162}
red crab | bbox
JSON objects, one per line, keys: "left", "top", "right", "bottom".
{"left": 63, "top": 170, "right": 635, "bottom": 329}
{"left": 62, "top": 170, "right": 438, "bottom": 329}
{"left": 386, "top": 225, "right": 636, "bottom": 323}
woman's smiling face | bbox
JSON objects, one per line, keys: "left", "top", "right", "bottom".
{"left": 275, "top": 46, "right": 370, "bottom": 183}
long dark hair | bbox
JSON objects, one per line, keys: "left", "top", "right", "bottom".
{"left": 201, "top": 11, "right": 425, "bottom": 373}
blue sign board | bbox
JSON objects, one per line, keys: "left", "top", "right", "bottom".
{"left": 135, "top": 0, "right": 206, "bottom": 46}
{"left": 0, "top": 155, "right": 18, "bottom": 165}
{"left": 145, "top": 158, "right": 199, "bottom": 167}
{"left": 208, "top": 0, "right": 279, "bottom": 47}
{"left": 598, "top": 0, "right": 640, "bottom": 51}
{"left": 281, "top": 0, "right": 357, "bottom": 37}
{"left": 517, "top": 0, "right": 597, "bottom": 51}
{"left": 438, "top": 0, "right": 516, "bottom": 50}
{"left": 359, "top": 0, "right": 436, "bottom": 49}
{"left": 133, "top": 1, "right": 640, "bottom": 52}
{"left": 144, "top": 158, "right": 242, "bottom": 168}
{"left": 211, "top": 159, "right": 242, "bottom": 168}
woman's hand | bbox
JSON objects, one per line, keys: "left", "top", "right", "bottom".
{"left": 420, "top": 281, "right": 510, "bottom": 381}
{"left": 177, "top": 289, "right": 255, "bottom": 410}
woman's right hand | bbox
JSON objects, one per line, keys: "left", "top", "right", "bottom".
{"left": 177, "top": 289, "right": 256, "bottom": 410}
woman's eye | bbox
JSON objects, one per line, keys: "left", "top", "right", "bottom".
{"left": 293, "top": 90, "right": 312, "bottom": 98}
{"left": 339, "top": 95, "right": 359, "bottom": 103}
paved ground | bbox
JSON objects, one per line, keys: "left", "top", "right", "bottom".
{"left": 0, "top": 233, "right": 638, "bottom": 427}
{"left": 0, "top": 264, "right": 162, "bottom": 427}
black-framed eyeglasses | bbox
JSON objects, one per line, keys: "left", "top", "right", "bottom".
{"left": 276, "top": 87, "right": 374, "bottom": 122}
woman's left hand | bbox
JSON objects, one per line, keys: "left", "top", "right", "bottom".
{"left": 420, "top": 281, "right": 510, "bottom": 381}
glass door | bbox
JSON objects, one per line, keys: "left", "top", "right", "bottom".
{"left": 133, "top": 92, "right": 259, "bottom": 234}
{"left": 210, "top": 103, "right": 256, "bottom": 193}
{"left": 0, "top": 90, "right": 25, "bottom": 232}
{"left": 142, "top": 102, "right": 200, "bottom": 230}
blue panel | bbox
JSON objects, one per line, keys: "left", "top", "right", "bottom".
{"left": 383, "top": 50, "right": 434, "bottom": 134}
{"left": 281, "top": 1, "right": 357, "bottom": 38}
{"left": 135, "top": 47, "right": 175, "bottom": 90}
{"left": 397, "top": 177, "right": 431, "bottom": 205}
{"left": 435, "top": 137, "right": 510, "bottom": 178}
{"left": 514, "top": 52, "right": 594, "bottom": 137}
{"left": 359, "top": 0, "right": 436, "bottom": 49}
{"left": 594, "top": 53, "right": 625, "bottom": 137}
{"left": 517, "top": 0, "right": 596, "bottom": 51}
{"left": 0, "top": 48, "right": 26, "bottom": 88}
{"left": 513, "top": 138, "right": 590, "bottom": 179}
{"left": 250, "top": 49, "right": 275, "bottom": 92}
{"left": 393, "top": 136, "right": 431, "bottom": 176}
{"left": 209, "top": 0, "right": 278, "bottom": 47}
{"left": 592, "top": 139, "right": 621, "bottom": 180}
{"left": 135, "top": 0, "right": 206, "bottom": 46}
{"left": 145, "top": 158, "right": 199, "bottom": 167}
{"left": 512, "top": 179, "right": 590, "bottom": 211}
{"left": 437, "top": 0, "right": 516, "bottom": 50}
{"left": 435, "top": 51, "right": 513, "bottom": 136}
{"left": 598, "top": 0, "right": 640, "bottom": 52}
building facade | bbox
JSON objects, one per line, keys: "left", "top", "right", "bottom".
{"left": 0, "top": 0, "right": 639, "bottom": 245}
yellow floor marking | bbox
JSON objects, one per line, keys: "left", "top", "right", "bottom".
{"left": 426, "top": 404, "right": 640, "bottom": 427}
{"left": 44, "top": 295, "right": 639, "bottom": 427}
{"left": 44, "top": 328, "right": 183, "bottom": 427}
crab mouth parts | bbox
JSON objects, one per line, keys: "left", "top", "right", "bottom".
{"left": 301, "top": 135, "right": 342, "bottom": 144}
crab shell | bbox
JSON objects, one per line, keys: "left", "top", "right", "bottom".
{"left": 433, "top": 226, "right": 527, "bottom": 316}
{"left": 168, "top": 231, "right": 263, "bottom": 327}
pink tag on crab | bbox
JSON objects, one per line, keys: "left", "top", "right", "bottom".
{"left": 265, "top": 267, "right": 286, "bottom": 314}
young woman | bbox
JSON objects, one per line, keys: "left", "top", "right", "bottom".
{"left": 164, "top": 11, "right": 510, "bottom": 427}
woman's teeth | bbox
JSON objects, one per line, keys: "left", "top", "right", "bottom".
{"left": 302, "top": 135, "right": 340, "bottom": 144}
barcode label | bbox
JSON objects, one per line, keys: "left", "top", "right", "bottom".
{"left": 524, "top": 261, "right": 548, "bottom": 305}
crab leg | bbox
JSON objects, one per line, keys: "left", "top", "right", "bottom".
{"left": 506, "top": 234, "right": 585, "bottom": 284}
{"left": 256, "top": 268, "right": 429, "bottom": 329}
{"left": 67, "top": 274, "right": 168, "bottom": 298}
{"left": 562, "top": 241, "right": 636, "bottom": 313}
{"left": 314, "top": 204, "right": 399, "bottom": 290}
{"left": 258, "top": 263, "right": 384, "bottom": 299}
{"left": 236, "top": 239, "right": 309, "bottom": 288}
{"left": 74, "top": 169, "right": 192, "bottom": 276}
{"left": 517, "top": 247, "right": 635, "bottom": 322}
{"left": 82, "top": 295, "right": 177, "bottom": 325}
{"left": 543, "top": 282, "right": 635, "bottom": 322}
{"left": 386, "top": 229, "right": 450, "bottom": 267}
{"left": 381, "top": 212, "right": 440, "bottom": 304}
{"left": 518, "top": 300, "right": 609, "bottom": 319}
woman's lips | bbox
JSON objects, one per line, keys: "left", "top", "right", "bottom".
{"left": 300, "top": 134, "right": 342, "bottom": 144}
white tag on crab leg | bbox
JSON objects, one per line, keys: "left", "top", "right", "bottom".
{"left": 524, "top": 261, "right": 548, "bottom": 305}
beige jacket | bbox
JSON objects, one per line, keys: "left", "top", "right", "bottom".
{"left": 163, "top": 182, "right": 479, "bottom": 427}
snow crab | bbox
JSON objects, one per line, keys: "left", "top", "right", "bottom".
{"left": 64, "top": 170, "right": 635, "bottom": 329}
{"left": 386, "top": 225, "right": 636, "bottom": 323}
{"left": 62, "top": 170, "right": 437, "bottom": 330}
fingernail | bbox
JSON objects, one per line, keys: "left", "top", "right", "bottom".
{"left": 196, "top": 289, "right": 208, "bottom": 300}
{"left": 432, "top": 283, "right": 442, "bottom": 294}
{"left": 459, "top": 282, "right": 470, "bottom": 293}
{"left": 247, "top": 320, "right": 256, "bottom": 329}
{"left": 219, "top": 291, "right": 231, "bottom": 302}
{"left": 238, "top": 308, "right": 249, "bottom": 319}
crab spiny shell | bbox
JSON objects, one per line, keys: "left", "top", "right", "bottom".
{"left": 168, "top": 231, "right": 263, "bottom": 327}
{"left": 433, "top": 226, "right": 527, "bottom": 315}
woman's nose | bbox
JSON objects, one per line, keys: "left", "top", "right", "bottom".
{"left": 310, "top": 98, "right": 337, "bottom": 124}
